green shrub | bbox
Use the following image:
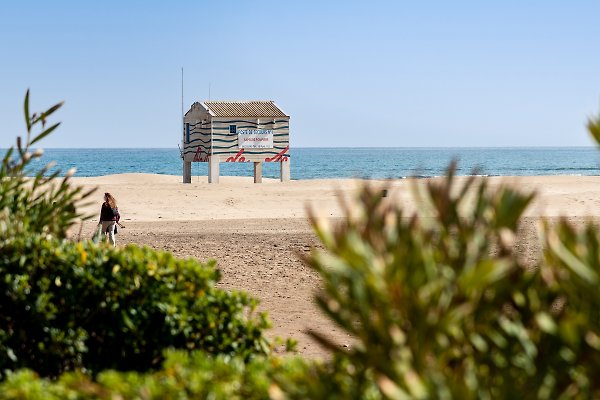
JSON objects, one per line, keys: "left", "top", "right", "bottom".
{"left": 0, "top": 350, "right": 311, "bottom": 400}
{"left": 302, "top": 161, "right": 600, "bottom": 398}
{"left": 0, "top": 349, "right": 382, "bottom": 400}
{"left": 0, "top": 236, "right": 270, "bottom": 377}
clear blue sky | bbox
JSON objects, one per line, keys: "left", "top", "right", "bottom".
{"left": 1, "top": 1, "right": 599, "bottom": 148}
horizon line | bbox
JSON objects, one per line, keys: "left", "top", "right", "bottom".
{"left": 1, "top": 145, "right": 598, "bottom": 150}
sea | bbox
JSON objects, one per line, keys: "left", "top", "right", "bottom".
{"left": 19, "top": 147, "right": 600, "bottom": 180}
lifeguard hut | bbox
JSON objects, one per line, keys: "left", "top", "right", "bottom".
{"left": 182, "top": 101, "right": 290, "bottom": 183}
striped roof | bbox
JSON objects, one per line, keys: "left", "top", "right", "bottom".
{"left": 201, "top": 101, "right": 288, "bottom": 117}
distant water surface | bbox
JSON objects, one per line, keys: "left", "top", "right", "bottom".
{"left": 11, "top": 147, "right": 600, "bottom": 179}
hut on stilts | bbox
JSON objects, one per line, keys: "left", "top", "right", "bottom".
{"left": 182, "top": 101, "right": 290, "bottom": 183}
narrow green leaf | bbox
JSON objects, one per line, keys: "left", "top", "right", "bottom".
{"left": 31, "top": 101, "right": 64, "bottom": 125}
{"left": 548, "top": 232, "right": 598, "bottom": 284}
{"left": 16, "top": 137, "right": 23, "bottom": 156}
{"left": 44, "top": 101, "right": 64, "bottom": 116}
{"left": 24, "top": 89, "right": 31, "bottom": 131}
{"left": 30, "top": 122, "right": 60, "bottom": 146}
{"left": 2, "top": 147, "right": 14, "bottom": 164}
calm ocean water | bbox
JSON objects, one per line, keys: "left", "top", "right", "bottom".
{"left": 16, "top": 147, "right": 600, "bottom": 179}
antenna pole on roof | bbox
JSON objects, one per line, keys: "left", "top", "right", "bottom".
{"left": 181, "top": 67, "right": 184, "bottom": 151}
{"left": 209, "top": 82, "right": 211, "bottom": 100}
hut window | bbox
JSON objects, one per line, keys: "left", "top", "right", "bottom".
{"left": 185, "top": 123, "right": 190, "bottom": 143}
{"left": 229, "top": 125, "right": 237, "bottom": 134}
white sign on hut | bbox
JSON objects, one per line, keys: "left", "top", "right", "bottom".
{"left": 182, "top": 101, "right": 290, "bottom": 183}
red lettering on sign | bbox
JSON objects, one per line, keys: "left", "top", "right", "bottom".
{"left": 193, "top": 147, "right": 208, "bottom": 162}
{"left": 225, "top": 149, "right": 247, "bottom": 162}
{"left": 264, "top": 146, "right": 289, "bottom": 162}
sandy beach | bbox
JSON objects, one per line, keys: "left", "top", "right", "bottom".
{"left": 70, "top": 174, "right": 600, "bottom": 359}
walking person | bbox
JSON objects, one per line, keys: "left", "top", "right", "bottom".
{"left": 99, "top": 192, "right": 120, "bottom": 247}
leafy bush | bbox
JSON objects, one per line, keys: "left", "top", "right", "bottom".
{"left": 0, "top": 236, "right": 270, "bottom": 377}
{"left": 0, "top": 92, "right": 270, "bottom": 378}
{"left": 0, "top": 349, "right": 383, "bottom": 400}
{"left": 303, "top": 162, "right": 600, "bottom": 398}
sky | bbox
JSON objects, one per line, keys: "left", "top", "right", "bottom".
{"left": 1, "top": 1, "right": 600, "bottom": 148}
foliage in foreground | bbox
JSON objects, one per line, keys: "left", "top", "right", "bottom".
{"left": 304, "top": 167, "right": 600, "bottom": 397}
{"left": 0, "top": 94, "right": 271, "bottom": 378}
{"left": 0, "top": 349, "right": 385, "bottom": 400}
{"left": 0, "top": 236, "right": 270, "bottom": 377}
{"left": 9, "top": 163, "right": 600, "bottom": 399}
{"left": 0, "top": 351, "right": 310, "bottom": 400}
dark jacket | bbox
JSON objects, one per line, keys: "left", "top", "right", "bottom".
{"left": 100, "top": 202, "right": 120, "bottom": 222}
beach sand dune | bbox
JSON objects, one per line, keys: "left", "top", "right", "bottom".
{"left": 73, "top": 174, "right": 600, "bottom": 358}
